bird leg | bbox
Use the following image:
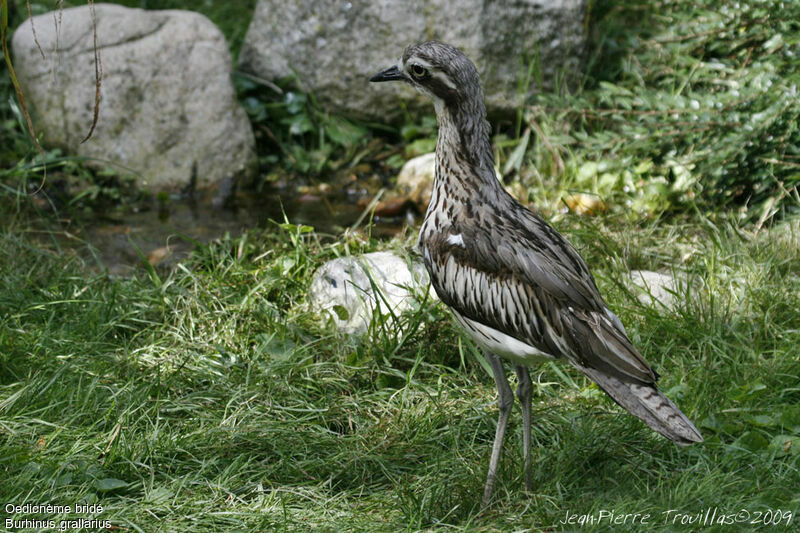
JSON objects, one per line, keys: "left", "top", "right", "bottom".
{"left": 482, "top": 352, "right": 514, "bottom": 506}
{"left": 515, "top": 365, "right": 533, "bottom": 492}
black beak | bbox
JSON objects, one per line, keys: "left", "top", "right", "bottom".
{"left": 370, "top": 65, "right": 405, "bottom": 83}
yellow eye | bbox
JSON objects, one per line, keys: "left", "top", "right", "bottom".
{"left": 410, "top": 64, "right": 428, "bottom": 78}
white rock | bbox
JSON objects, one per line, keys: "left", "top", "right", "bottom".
{"left": 628, "top": 270, "right": 687, "bottom": 310}
{"left": 309, "top": 252, "right": 435, "bottom": 334}
{"left": 238, "top": 0, "right": 587, "bottom": 121}
{"left": 397, "top": 153, "right": 436, "bottom": 211}
{"left": 12, "top": 4, "right": 256, "bottom": 195}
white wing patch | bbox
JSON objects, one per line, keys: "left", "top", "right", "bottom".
{"left": 446, "top": 233, "right": 465, "bottom": 247}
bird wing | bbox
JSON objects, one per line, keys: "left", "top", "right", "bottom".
{"left": 424, "top": 204, "right": 656, "bottom": 384}
{"left": 475, "top": 203, "right": 606, "bottom": 311}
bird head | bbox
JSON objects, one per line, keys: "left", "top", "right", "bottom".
{"left": 369, "top": 41, "right": 482, "bottom": 110}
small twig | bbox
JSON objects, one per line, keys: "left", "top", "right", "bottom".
{"left": 80, "top": 0, "right": 102, "bottom": 144}
{"left": 754, "top": 182, "right": 788, "bottom": 235}
{"left": 373, "top": 146, "right": 403, "bottom": 161}
{"left": 3, "top": 0, "right": 47, "bottom": 192}
{"left": 234, "top": 70, "right": 283, "bottom": 94}
{"left": 257, "top": 124, "right": 295, "bottom": 164}
{"left": 759, "top": 158, "right": 800, "bottom": 169}
{"left": 53, "top": 0, "right": 63, "bottom": 58}
{"left": 26, "top": 0, "right": 46, "bottom": 59}
{"left": 99, "top": 421, "right": 122, "bottom": 463}
{"left": 740, "top": 46, "right": 754, "bottom": 70}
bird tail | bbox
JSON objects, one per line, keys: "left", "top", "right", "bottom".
{"left": 578, "top": 366, "right": 703, "bottom": 445}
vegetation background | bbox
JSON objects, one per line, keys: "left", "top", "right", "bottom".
{"left": 1, "top": 0, "right": 798, "bottom": 531}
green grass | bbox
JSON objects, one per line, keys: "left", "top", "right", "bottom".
{"left": 2, "top": 0, "right": 800, "bottom": 530}
{"left": 1, "top": 211, "right": 798, "bottom": 532}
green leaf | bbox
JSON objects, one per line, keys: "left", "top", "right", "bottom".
{"left": 284, "top": 91, "right": 307, "bottom": 114}
{"left": 633, "top": 159, "right": 653, "bottom": 174}
{"left": 278, "top": 223, "right": 314, "bottom": 234}
{"left": 762, "top": 33, "right": 783, "bottom": 53}
{"left": 325, "top": 117, "right": 366, "bottom": 148}
{"left": 405, "top": 138, "right": 436, "bottom": 157}
{"left": 749, "top": 414, "right": 778, "bottom": 428}
{"left": 576, "top": 161, "right": 599, "bottom": 184}
{"left": 734, "top": 431, "right": 769, "bottom": 452}
{"left": 332, "top": 305, "right": 350, "bottom": 321}
{"left": 502, "top": 128, "right": 530, "bottom": 176}
{"left": 286, "top": 115, "right": 314, "bottom": 136}
{"left": 94, "top": 478, "right": 128, "bottom": 492}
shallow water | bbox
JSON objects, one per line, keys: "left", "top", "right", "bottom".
{"left": 65, "top": 184, "right": 407, "bottom": 276}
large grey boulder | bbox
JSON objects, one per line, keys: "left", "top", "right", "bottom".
{"left": 239, "top": 0, "right": 587, "bottom": 121}
{"left": 12, "top": 4, "right": 256, "bottom": 192}
{"left": 309, "top": 252, "right": 435, "bottom": 334}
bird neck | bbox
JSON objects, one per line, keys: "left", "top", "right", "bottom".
{"left": 434, "top": 97, "right": 497, "bottom": 191}
{"left": 419, "top": 98, "right": 501, "bottom": 248}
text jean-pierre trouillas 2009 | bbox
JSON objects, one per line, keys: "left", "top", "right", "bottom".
{"left": 560, "top": 508, "right": 793, "bottom": 527}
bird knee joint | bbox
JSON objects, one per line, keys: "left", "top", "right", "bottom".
{"left": 498, "top": 395, "right": 514, "bottom": 412}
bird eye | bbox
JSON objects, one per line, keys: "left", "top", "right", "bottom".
{"left": 410, "top": 64, "right": 428, "bottom": 78}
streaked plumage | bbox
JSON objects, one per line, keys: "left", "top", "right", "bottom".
{"left": 371, "top": 41, "right": 702, "bottom": 505}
